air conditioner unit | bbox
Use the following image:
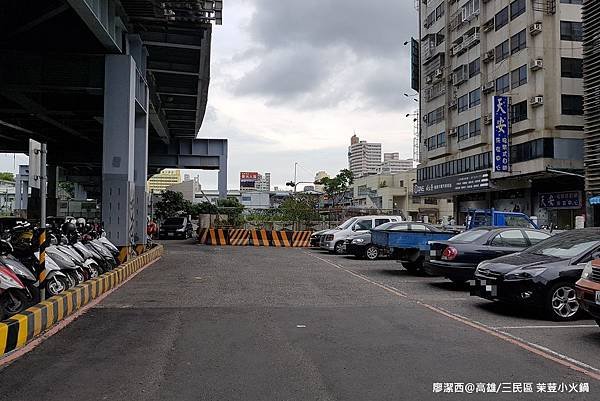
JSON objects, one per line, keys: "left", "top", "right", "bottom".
{"left": 530, "top": 96, "right": 544, "bottom": 107}
{"left": 452, "top": 43, "right": 464, "bottom": 56}
{"left": 483, "top": 114, "right": 492, "bottom": 125}
{"left": 530, "top": 59, "right": 543, "bottom": 71}
{"left": 449, "top": 128, "right": 458, "bottom": 136}
{"left": 482, "top": 81, "right": 495, "bottom": 93}
{"left": 483, "top": 19, "right": 494, "bottom": 32}
{"left": 529, "top": 22, "right": 542, "bottom": 36}
{"left": 435, "top": 68, "right": 444, "bottom": 78}
{"left": 482, "top": 50, "right": 494, "bottom": 63}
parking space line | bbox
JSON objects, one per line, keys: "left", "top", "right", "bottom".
{"left": 493, "top": 325, "right": 598, "bottom": 330}
{"left": 304, "top": 251, "right": 600, "bottom": 381}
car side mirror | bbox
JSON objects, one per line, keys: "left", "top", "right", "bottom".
{"left": 591, "top": 251, "right": 600, "bottom": 260}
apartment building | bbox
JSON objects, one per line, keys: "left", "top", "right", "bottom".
{"left": 147, "top": 169, "right": 182, "bottom": 192}
{"left": 378, "top": 153, "right": 414, "bottom": 174}
{"left": 417, "top": 0, "right": 584, "bottom": 228}
{"left": 348, "top": 134, "right": 382, "bottom": 178}
{"left": 351, "top": 170, "right": 454, "bottom": 222}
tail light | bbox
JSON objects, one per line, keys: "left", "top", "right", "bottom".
{"left": 441, "top": 246, "right": 458, "bottom": 261}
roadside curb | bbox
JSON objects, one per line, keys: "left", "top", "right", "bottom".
{"left": 0, "top": 245, "right": 164, "bottom": 357}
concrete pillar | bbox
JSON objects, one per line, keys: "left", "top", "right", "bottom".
{"left": 102, "top": 54, "right": 136, "bottom": 260}
{"left": 218, "top": 145, "right": 228, "bottom": 199}
{"left": 134, "top": 112, "right": 149, "bottom": 252}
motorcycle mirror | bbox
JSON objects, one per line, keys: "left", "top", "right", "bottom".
{"left": 0, "top": 239, "right": 14, "bottom": 255}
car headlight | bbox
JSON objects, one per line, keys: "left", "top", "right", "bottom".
{"left": 352, "top": 238, "right": 365, "bottom": 244}
{"left": 581, "top": 261, "right": 593, "bottom": 280}
{"left": 475, "top": 261, "right": 488, "bottom": 274}
{"left": 504, "top": 268, "right": 546, "bottom": 281}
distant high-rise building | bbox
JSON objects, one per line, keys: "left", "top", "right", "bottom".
{"left": 255, "top": 172, "right": 271, "bottom": 191}
{"left": 314, "top": 171, "right": 329, "bottom": 192}
{"left": 348, "top": 135, "right": 382, "bottom": 178}
{"left": 384, "top": 152, "right": 399, "bottom": 161}
{"left": 147, "top": 169, "right": 182, "bottom": 192}
{"left": 378, "top": 157, "right": 413, "bottom": 174}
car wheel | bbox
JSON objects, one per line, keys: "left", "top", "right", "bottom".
{"left": 364, "top": 245, "right": 379, "bottom": 261}
{"left": 334, "top": 241, "right": 345, "bottom": 255}
{"left": 545, "top": 282, "right": 581, "bottom": 321}
{"left": 402, "top": 258, "right": 423, "bottom": 273}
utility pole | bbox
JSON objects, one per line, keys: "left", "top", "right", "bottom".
{"left": 293, "top": 162, "right": 298, "bottom": 193}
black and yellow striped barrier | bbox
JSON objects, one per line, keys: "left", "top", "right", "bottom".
{"left": 249, "top": 229, "right": 271, "bottom": 246}
{"left": 0, "top": 245, "right": 164, "bottom": 357}
{"left": 198, "top": 229, "right": 313, "bottom": 247}
{"left": 206, "top": 229, "right": 228, "bottom": 246}
{"left": 292, "top": 231, "right": 312, "bottom": 247}
{"left": 270, "top": 231, "right": 292, "bottom": 247}
{"left": 229, "top": 229, "right": 249, "bottom": 246}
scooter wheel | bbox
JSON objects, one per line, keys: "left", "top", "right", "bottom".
{"left": 1, "top": 289, "right": 30, "bottom": 317}
{"left": 45, "top": 276, "right": 69, "bottom": 297}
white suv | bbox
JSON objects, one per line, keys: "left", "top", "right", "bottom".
{"left": 320, "top": 215, "right": 403, "bottom": 254}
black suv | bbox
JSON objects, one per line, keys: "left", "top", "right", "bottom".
{"left": 159, "top": 217, "right": 194, "bottom": 239}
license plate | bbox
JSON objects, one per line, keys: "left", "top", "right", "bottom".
{"left": 596, "top": 291, "right": 600, "bottom": 305}
{"left": 430, "top": 250, "right": 440, "bottom": 257}
{"left": 168, "top": 232, "right": 174, "bottom": 237}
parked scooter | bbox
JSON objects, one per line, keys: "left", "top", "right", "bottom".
{"left": 0, "top": 259, "right": 31, "bottom": 319}
{"left": 0, "top": 239, "right": 39, "bottom": 303}
{"left": 45, "top": 246, "right": 83, "bottom": 287}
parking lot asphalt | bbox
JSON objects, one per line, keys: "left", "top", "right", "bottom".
{"left": 0, "top": 241, "right": 598, "bottom": 401}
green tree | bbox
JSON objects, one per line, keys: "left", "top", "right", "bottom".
{"left": 154, "top": 190, "right": 190, "bottom": 221}
{"left": 316, "top": 169, "right": 354, "bottom": 208}
{"left": 279, "top": 193, "right": 320, "bottom": 225}
{"left": 188, "top": 201, "right": 218, "bottom": 217}
{"left": 0, "top": 172, "right": 14, "bottom": 182}
{"left": 59, "top": 181, "right": 75, "bottom": 199}
{"left": 216, "top": 197, "right": 245, "bottom": 227}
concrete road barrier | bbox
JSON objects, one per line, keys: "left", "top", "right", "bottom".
{"left": 0, "top": 245, "right": 164, "bottom": 358}
{"left": 198, "top": 229, "right": 313, "bottom": 247}
{"left": 292, "top": 231, "right": 312, "bottom": 247}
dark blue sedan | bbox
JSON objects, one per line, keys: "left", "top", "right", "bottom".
{"left": 424, "top": 227, "right": 551, "bottom": 284}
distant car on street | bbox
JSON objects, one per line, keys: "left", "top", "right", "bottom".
{"left": 425, "top": 227, "right": 551, "bottom": 284}
{"left": 159, "top": 217, "right": 194, "bottom": 239}
{"left": 472, "top": 228, "right": 600, "bottom": 321}
{"left": 320, "top": 215, "right": 402, "bottom": 254}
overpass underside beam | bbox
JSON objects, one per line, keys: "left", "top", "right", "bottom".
{"left": 149, "top": 138, "right": 228, "bottom": 198}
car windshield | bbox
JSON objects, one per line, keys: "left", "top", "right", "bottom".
{"left": 525, "top": 232, "right": 600, "bottom": 258}
{"left": 164, "top": 218, "right": 184, "bottom": 225}
{"left": 449, "top": 229, "right": 490, "bottom": 243}
{"left": 338, "top": 218, "right": 358, "bottom": 230}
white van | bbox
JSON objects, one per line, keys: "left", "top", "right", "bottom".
{"left": 320, "top": 215, "right": 403, "bottom": 254}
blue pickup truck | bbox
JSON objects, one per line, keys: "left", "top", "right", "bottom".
{"left": 370, "top": 222, "right": 458, "bottom": 272}
{"left": 371, "top": 210, "right": 538, "bottom": 272}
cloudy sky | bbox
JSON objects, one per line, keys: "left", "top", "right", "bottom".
{"left": 0, "top": 0, "right": 419, "bottom": 190}
{"left": 192, "top": 0, "right": 420, "bottom": 189}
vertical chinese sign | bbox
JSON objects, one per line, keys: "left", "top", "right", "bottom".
{"left": 492, "top": 95, "right": 510, "bottom": 172}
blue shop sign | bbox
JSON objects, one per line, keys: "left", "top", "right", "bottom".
{"left": 492, "top": 96, "right": 510, "bottom": 173}
{"left": 539, "top": 192, "right": 581, "bottom": 209}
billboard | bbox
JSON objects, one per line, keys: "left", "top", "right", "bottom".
{"left": 411, "top": 37, "right": 420, "bottom": 92}
{"left": 240, "top": 172, "right": 259, "bottom": 189}
{"left": 414, "top": 171, "right": 490, "bottom": 196}
{"left": 492, "top": 95, "right": 510, "bottom": 172}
